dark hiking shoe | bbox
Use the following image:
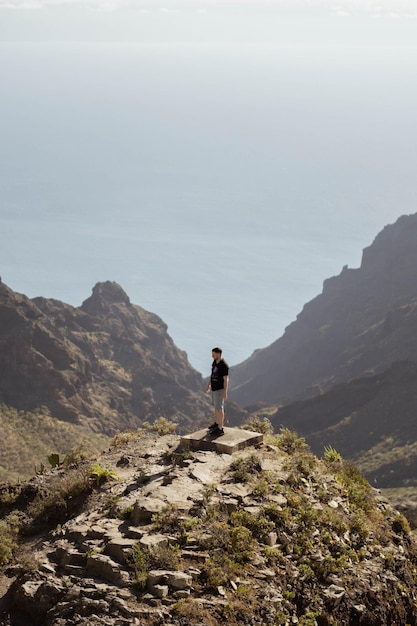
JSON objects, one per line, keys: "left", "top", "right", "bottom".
{"left": 212, "top": 426, "right": 224, "bottom": 437}
{"left": 208, "top": 422, "right": 218, "bottom": 431}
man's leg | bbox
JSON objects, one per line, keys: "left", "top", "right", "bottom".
{"left": 211, "top": 391, "right": 224, "bottom": 429}
{"left": 215, "top": 407, "right": 224, "bottom": 429}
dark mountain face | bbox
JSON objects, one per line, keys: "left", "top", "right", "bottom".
{"left": 268, "top": 360, "right": 417, "bottom": 489}
{"left": 0, "top": 280, "right": 212, "bottom": 435}
{"left": 230, "top": 213, "right": 417, "bottom": 407}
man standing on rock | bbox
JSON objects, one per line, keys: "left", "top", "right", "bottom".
{"left": 205, "top": 347, "right": 229, "bottom": 436}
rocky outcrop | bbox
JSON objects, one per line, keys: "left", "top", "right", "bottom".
{"left": 1, "top": 431, "right": 417, "bottom": 625}
{"left": 231, "top": 213, "right": 417, "bottom": 406}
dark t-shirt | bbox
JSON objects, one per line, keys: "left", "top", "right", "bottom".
{"left": 210, "top": 359, "right": 229, "bottom": 391}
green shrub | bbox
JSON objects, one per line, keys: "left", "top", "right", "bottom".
{"left": 230, "top": 454, "right": 262, "bottom": 483}
{"left": 88, "top": 463, "right": 118, "bottom": 486}
{"left": 200, "top": 520, "right": 231, "bottom": 552}
{"left": 320, "top": 507, "right": 349, "bottom": 535}
{"left": 63, "top": 445, "right": 91, "bottom": 467}
{"left": 284, "top": 452, "right": 316, "bottom": 480}
{"left": 241, "top": 417, "right": 274, "bottom": 435}
{"left": 142, "top": 417, "right": 177, "bottom": 435}
{"left": 0, "top": 485, "right": 22, "bottom": 508}
{"left": 336, "top": 462, "right": 373, "bottom": 513}
{"left": 172, "top": 599, "right": 215, "bottom": 625}
{"left": 200, "top": 554, "right": 241, "bottom": 590}
{"left": 128, "top": 543, "right": 150, "bottom": 589}
{"left": 263, "top": 545, "right": 284, "bottom": 566}
{"left": 389, "top": 512, "right": 411, "bottom": 535}
{"left": 230, "top": 509, "right": 275, "bottom": 542}
{"left": 269, "top": 428, "right": 309, "bottom": 455}
{"left": 0, "top": 518, "right": 18, "bottom": 567}
{"left": 152, "top": 503, "right": 181, "bottom": 533}
{"left": 110, "top": 430, "right": 142, "bottom": 448}
{"left": 298, "top": 563, "right": 315, "bottom": 580}
{"left": 48, "top": 453, "right": 61, "bottom": 468}
{"left": 261, "top": 502, "right": 290, "bottom": 526}
{"left": 26, "top": 466, "right": 92, "bottom": 530}
{"left": 349, "top": 511, "right": 370, "bottom": 541}
{"left": 150, "top": 544, "right": 182, "bottom": 570}
{"left": 323, "top": 445, "right": 342, "bottom": 464}
{"left": 229, "top": 525, "right": 256, "bottom": 563}
{"left": 299, "top": 611, "right": 321, "bottom": 626}
{"left": 201, "top": 483, "right": 217, "bottom": 507}
{"left": 252, "top": 478, "right": 270, "bottom": 498}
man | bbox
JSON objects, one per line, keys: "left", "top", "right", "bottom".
{"left": 205, "top": 347, "right": 229, "bottom": 436}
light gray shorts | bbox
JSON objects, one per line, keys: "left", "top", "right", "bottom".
{"left": 212, "top": 389, "right": 224, "bottom": 410}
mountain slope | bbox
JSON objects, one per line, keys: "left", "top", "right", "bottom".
{"left": 230, "top": 213, "right": 417, "bottom": 406}
{"left": 267, "top": 360, "right": 417, "bottom": 488}
{"left": 0, "top": 280, "right": 209, "bottom": 434}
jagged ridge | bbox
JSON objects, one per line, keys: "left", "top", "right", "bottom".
{"left": 0, "top": 279, "right": 208, "bottom": 434}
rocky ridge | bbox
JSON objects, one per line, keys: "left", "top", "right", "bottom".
{"left": 0, "top": 280, "right": 209, "bottom": 434}
{"left": 1, "top": 429, "right": 417, "bottom": 625}
{"left": 231, "top": 212, "right": 417, "bottom": 407}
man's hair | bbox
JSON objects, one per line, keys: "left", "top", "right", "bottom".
{"left": 212, "top": 347, "right": 222, "bottom": 355}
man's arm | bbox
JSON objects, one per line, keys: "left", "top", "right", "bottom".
{"left": 222, "top": 375, "right": 228, "bottom": 399}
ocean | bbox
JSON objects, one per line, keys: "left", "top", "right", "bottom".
{"left": 1, "top": 42, "right": 417, "bottom": 374}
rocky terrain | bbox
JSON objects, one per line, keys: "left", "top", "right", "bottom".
{"left": 1, "top": 427, "right": 417, "bottom": 626}
{"left": 231, "top": 213, "right": 417, "bottom": 408}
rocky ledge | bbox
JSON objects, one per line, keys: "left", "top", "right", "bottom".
{"left": 0, "top": 428, "right": 417, "bottom": 625}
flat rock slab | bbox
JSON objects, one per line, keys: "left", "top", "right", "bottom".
{"left": 180, "top": 427, "right": 263, "bottom": 455}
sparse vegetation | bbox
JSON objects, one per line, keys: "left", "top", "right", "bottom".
{"left": 1, "top": 426, "right": 417, "bottom": 625}
{"left": 24, "top": 466, "right": 92, "bottom": 531}
{"left": 62, "top": 445, "right": 92, "bottom": 467}
{"left": 0, "top": 517, "right": 19, "bottom": 567}
{"left": 128, "top": 541, "right": 182, "bottom": 590}
{"left": 201, "top": 553, "right": 242, "bottom": 589}
{"left": 88, "top": 462, "right": 119, "bottom": 486}
{"left": 150, "top": 544, "right": 182, "bottom": 570}
{"left": 118, "top": 504, "right": 134, "bottom": 520}
{"left": 0, "top": 404, "right": 109, "bottom": 482}
{"left": 142, "top": 416, "right": 178, "bottom": 436}
{"left": 128, "top": 543, "right": 150, "bottom": 590}
{"left": 110, "top": 430, "right": 143, "bottom": 448}
{"left": 48, "top": 453, "right": 61, "bottom": 468}
{"left": 229, "top": 454, "right": 263, "bottom": 482}
{"left": 266, "top": 427, "right": 309, "bottom": 454}
{"left": 241, "top": 416, "right": 274, "bottom": 435}
{"left": 172, "top": 598, "right": 215, "bottom": 624}
{"left": 336, "top": 461, "right": 374, "bottom": 514}
{"left": 152, "top": 503, "right": 182, "bottom": 534}
{"left": 323, "top": 445, "right": 342, "bottom": 464}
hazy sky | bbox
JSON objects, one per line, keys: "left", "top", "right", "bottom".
{"left": 1, "top": 0, "right": 417, "bottom": 371}
{"left": 1, "top": 0, "right": 417, "bottom": 44}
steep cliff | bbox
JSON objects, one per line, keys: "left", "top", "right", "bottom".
{"left": 231, "top": 213, "right": 417, "bottom": 406}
